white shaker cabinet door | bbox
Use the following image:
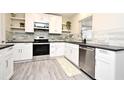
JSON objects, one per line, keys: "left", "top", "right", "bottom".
{"left": 0, "top": 56, "right": 6, "bottom": 80}
{"left": 95, "top": 48, "right": 115, "bottom": 80}
{"left": 14, "top": 43, "right": 33, "bottom": 62}
{"left": 95, "top": 59, "right": 114, "bottom": 80}
{"left": 49, "top": 15, "right": 62, "bottom": 34}
{"left": 25, "top": 13, "right": 34, "bottom": 33}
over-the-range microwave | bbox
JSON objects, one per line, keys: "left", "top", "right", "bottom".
{"left": 34, "top": 21, "right": 49, "bottom": 30}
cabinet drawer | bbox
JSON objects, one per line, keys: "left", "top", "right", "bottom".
{"left": 96, "top": 48, "right": 115, "bottom": 59}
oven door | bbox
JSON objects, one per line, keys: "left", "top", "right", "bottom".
{"left": 33, "top": 44, "right": 50, "bottom": 56}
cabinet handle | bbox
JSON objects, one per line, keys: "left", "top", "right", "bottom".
{"left": 99, "top": 49, "right": 108, "bottom": 54}
{"left": 6, "top": 60, "right": 8, "bottom": 68}
{"left": 18, "top": 49, "right": 20, "bottom": 53}
{"left": 8, "top": 47, "right": 13, "bottom": 50}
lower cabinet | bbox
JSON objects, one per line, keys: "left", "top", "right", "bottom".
{"left": 95, "top": 48, "right": 124, "bottom": 80}
{"left": 50, "top": 43, "right": 65, "bottom": 57}
{"left": 0, "top": 46, "right": 14, "bottom": 80}
{"left": 65, "top": 43, "right": 79, "bottom": 67}
{"left": 13, "top": 43, "right": 33, "bottom": 62}
{"left": 50, "top": 42, "right": 79, "bottom": 66}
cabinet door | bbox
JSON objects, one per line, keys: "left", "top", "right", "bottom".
{"left": 95, "top": 48, "right": 115, "bottom": 80}
{"left": 25, "top": 13, "right": 34, "bottom": 33}
{"left": 55, "top": 16, "right": 62, "bottom": 34}
{"left": 71, "top": 46, "right": 79, "bottom": 66}
{"left": 95, "top": 58, "right": 114, "bottom": 80}
{"left": 64, "top": 43, "right": 72, "bottom": 60}
{"left": 49, "top": 15, "right": 62, "bottom": 34}
{"left": 14, "top": 43, "right": 33, "bottom": 61}
{"left": 4, "top": 53, "right": 13, "bottom": 79}
{"left": 13, "top": 44, "right": 22, "bottom": 61}
{"left": 50, "top": 43, "right": 56, "bottom": 57}
{"left": 6, "top": 53, "right": 13, "bottom": 79}
{"left": 0, "top": 56, "right": 6, "bottom": 80}
{"left": 50, "top": 43, "right": 65, "bottom": 57}
{"left": 56, "top": 43, "right": 65, "bottom": 56}
{"left": 21, "top": 43, "right": 33, "bottom": 60}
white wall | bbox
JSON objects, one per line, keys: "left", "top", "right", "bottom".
{"left": 70, "top": 13, "right": 92, "bottom": 33}
{"left": 62, "top": 16, "right": 71, "bottom": 24}
{"left": 0, "top": 13, "right": 6, "bottom": 43}
{"left": 92, "top": 13, "right": 124, "bottom": 46}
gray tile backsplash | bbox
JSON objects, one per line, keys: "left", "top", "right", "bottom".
{"left": 89, "top": 27, "right": 124, "bottom": 47}
{"left": 6, "top": 31, "right": 34, "bottom": 42}
{"left": 6, "top": 30, "right": 82, "bottom": 42}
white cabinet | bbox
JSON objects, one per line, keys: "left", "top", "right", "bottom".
{"left": 0, "top": 55, "right": 6, "bottom": 79}
{"left": 95, "top": 48, "right": 115, "bottom": 80}
{"left": 50, "top": 43, "right": 65, "bottom": 57}
{"left": 64, "top": 43, "right": 79, "bottom": 66}
{"left": 25, "top": 13, "right": 50, "bottom": 33}
{"left": 50, "top": 42, "right": 79, "bottom": 66}
{"left": 95, "top": 48, "right": 124, "bottom": 80}
{"left": 0, "top": 46, "right": 14, "bottom": 80}
{"left": 14, "top": 43, "right": 33, "bottom": 62}
{"left": 49, "top": 15, "right": 62, "bottom": 34}
{"left": 25, "top": 13, "right": 62, "bottom": 34}
{"left": 25, "top": 13, "right": 34, "bottom": 33}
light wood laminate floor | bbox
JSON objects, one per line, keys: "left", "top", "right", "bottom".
{"left": 10, "top": 56, "right": 91, "bottom": 80}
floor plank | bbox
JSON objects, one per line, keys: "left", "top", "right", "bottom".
{"left": 10, "top": 56, "right": 91, "bottom": 80}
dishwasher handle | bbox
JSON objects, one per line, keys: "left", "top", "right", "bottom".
{"left": 79, "top": 47, "right": 95, "bottom": 51}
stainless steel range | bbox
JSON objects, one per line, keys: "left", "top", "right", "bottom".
{"left": 33, "top": 37, "right": 49, "bottom": 56}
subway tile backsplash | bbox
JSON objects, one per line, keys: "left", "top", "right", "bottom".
{"left": 90, "top": 27, "right": 124, "bottom": 47}
{"left": 6, "top": 30, "right": 82, "bottom": 42}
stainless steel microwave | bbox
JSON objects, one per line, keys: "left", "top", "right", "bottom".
{"left": 34, "top": 21, "right": 49, "bottom": 30}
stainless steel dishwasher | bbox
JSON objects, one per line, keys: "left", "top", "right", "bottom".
{"left": 79, "top": 45, "right": 95, "bottom": 79}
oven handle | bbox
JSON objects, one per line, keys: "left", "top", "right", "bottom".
{"left": 33, "top": 43, "right": 50, "bottom": 45}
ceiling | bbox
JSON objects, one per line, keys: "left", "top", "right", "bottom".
{"left": 48, "top": 13, "right": 77, "bottom": 18}
{"left": 57, "top": 13, "right": 77, "bottom": 17}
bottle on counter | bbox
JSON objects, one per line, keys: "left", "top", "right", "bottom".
{"left": 84, "top": 38, "right": 86, "bottom": 44}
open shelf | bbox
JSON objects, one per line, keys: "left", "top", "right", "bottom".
{"left": 10, "top": 26, "right": 25, "bottom": 30}
{"left": 10, "top": 17, "right": 25, "bottom": 21}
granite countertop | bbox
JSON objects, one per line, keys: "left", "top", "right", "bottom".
{"left": 68, "top": 41, "right": 124, "bottom": 51}
{"left": 6, "top": 40, "right": 124, "bottom": 51}
{"left": 6, "top": 41, "right": 34, "bottom": 43}
{"left": 0, "top": 44, "right": 14, "bottom": 50}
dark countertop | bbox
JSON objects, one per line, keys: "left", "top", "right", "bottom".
{"left": 6, "top": 40, "right": 124, "bottom": 51}
{"left": 0, "top": 44, "right": 14, "bottom": 50}
{"left": 67, "top": 41, "right": 124, "bottom": 51}
{"left": 6, "top": 41, "right": 34, "bottom": 43}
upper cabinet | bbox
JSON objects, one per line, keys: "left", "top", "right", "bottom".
{"left": 25, "top": 13, "right": 34, "bottom": 33}
{"left": 49, "top": 15, "right": 62, "bottom": 34}
{"left": 25, "top": 13, "right": 62, "bottom": 34}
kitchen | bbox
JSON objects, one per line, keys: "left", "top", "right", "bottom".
{"left": 1, "top": 13, "right": 124, "bottom": 80}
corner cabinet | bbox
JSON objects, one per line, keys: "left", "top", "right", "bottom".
{"left": 50, "top": 43, "right": 65, "bottom": 57}
{"left": 13, "top": 43, "right": 33, "bottom": 62}
{"left": 0, "top": 46, "right": 14, "bottom": 80}
{"left": 65, "top": 43, "right": 79, "bottom": 67}
{"left": 95, "top": 48, "right": 124, "bottom": 80}
{"left": 49, "top": 15, "right": 62, "bottom": 34}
